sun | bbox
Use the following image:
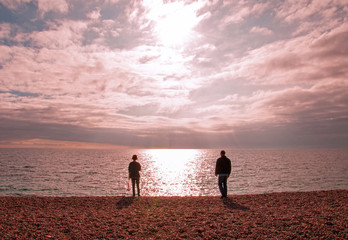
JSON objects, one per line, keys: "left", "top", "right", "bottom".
{"left": 144, "top": 1, "right": 202, "bottom": 47}
{"left": 156, "top": 7, "right": 197, "bottom": 46}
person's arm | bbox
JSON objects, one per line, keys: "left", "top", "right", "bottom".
{"left": 215, "top": 160, "right": 218, "bottom": 177}
{"left": 227, "top": 160, "right": 231, "bottom": 177}
{"left": 128, "top": 163, "right": 131, "bottom": 179}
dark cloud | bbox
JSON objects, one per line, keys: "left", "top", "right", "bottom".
{"left": 312, "top": 30, "right": 348, "bottom": 59}
{"left": 138, "top": 55, "right": 159, "bottom": 64}
{"left": 118, "top": 103, "right": 159, "bottom": 117}
{"left": 1, "top": 116, "right": 347, "bottom": 149}
{"left": 263, "top": 81, "right": 348, "bottom": 121}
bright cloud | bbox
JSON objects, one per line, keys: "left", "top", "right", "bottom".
{"left": 37, "top": 0, "right": 69, "bottom": 15}
{"left": 0, "top": 0, "right": 31, "bottom": 9}
{"left": 250, "top": 26, "right": 272, "bottom": 35}
{"left": 0, "top": 0, "right": 347, "bottom": 148}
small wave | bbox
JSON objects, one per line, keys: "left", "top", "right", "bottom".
{"left": 23, "top": 165, "right": 35, "bottom": 169}
{"left": 18, "top": 188, "right": 30, "bottom": 192}
{"left": 37, "top": 188, "right": 59, "bottom": 192}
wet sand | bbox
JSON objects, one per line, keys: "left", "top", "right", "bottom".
{"left": 0, "top": 190, "right": 347, "bottom": 239}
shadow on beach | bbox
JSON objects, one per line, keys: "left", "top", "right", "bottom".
{"left": 116, "top": 196, "right": 134, "bottom": 209}
{"left": 223, "top": 197, "right": 249, "bottom": 211}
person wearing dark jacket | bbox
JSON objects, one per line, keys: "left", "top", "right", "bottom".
{"left": 215, "top": 150, "right": 231, "bottom": 198}
{"left": 128, "top": 154, "right": 141, "bottom": 197}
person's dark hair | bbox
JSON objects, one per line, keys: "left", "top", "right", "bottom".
{"left": 132, "top": 155, "right": 138, "bottom": 160}
{"left": 220, "top": 150, "right": 226, "bottom": 155}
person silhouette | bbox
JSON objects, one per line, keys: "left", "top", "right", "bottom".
{"left": 215, "top": 150, "right": 231, "bottom": 199}
{"left": 128, "top": 154, "right": 141, "bottom": 197}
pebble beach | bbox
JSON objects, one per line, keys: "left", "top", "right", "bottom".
{"left": 0, "top": 190, "right": 347, "bottom": 239}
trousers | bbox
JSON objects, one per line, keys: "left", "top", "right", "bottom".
{"left": 218, "top": 176, "right": 228, "bottom": 197}
{"left": 131, "top": 178, "right": 140, "bottom": 196}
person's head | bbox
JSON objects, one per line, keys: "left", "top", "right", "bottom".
{"left": 220, "top": 150, "right": 226, "bottom": 156}
{"left": 132, "top": 154, "right": 138, "bottom": 161}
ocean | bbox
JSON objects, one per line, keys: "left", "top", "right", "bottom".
{"left": 0, "top": 148, "right": 347, "bottom": 196}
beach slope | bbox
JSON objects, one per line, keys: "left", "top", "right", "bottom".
{"left": 0, "top": 190, "right": 347, "bottom": 239}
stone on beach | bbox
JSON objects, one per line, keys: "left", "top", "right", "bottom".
{"left": 0, "top": 190, "right": 347, "bottom": 239}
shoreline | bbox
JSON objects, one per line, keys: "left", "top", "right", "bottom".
{"left": 1, "top": 190, "right": 347, "bottom": 239}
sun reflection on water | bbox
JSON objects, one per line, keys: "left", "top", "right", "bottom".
{"left": 142, "top": 149, "right": 201, "bottom": 196}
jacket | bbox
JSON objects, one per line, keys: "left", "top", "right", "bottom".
{"left": 215, "top": 156, "right": 231, "bottom": 175}
{"left": 128, "top": 161, "right": 141, "bottom": 179}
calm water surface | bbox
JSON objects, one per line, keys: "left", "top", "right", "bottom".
{"left": 0, "top": 148, "right": 347, "bottom": 196}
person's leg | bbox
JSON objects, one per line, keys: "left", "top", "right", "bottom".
{"left": 131, "top": 178, "right": 136, "bottom": 196}
{"left": 218, "top": 176, "right": 224, "bottom": 197}
{"left": 136, "top": 178, "right": 140, "bottom": 196}
{"left": 222, "top": 176, "right": 228, "bottom": 197}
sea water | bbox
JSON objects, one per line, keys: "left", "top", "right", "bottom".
{"left": 0, "top": 148, "right": 347, "bottom": 196}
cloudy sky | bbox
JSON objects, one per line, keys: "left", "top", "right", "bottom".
{"left": 0, "top": 0, "right": 347, "bottom": 149}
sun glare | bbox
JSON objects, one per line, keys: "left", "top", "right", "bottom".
{"left": 147, "top": 149, "right": 198, "bottom": 172}
{"left": 144, "top": 149, "right": 200, "bottom": 195}
{"left": 145, "top": 1, "right": 201, "bottom": 47}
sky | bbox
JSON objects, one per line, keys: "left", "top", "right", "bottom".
{"left": 0, "top": 0, "right": 347, "bottom": 149}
